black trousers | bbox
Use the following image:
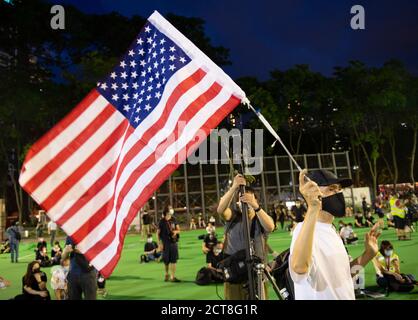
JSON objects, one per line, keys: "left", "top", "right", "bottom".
{"left": 68, "top": 270, "right": 97, "bottom": 300}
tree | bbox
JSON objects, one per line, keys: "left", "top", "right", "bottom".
{"left": 334, "top": 61, "right": 385, "bottom": 198}
{"left": 369, "top": 60, "right": 407, "bottom": 189}
{"left": 405, "top": 76, "right": 418, "bottom": 189}
{"left": 266, "top": 65, "right": 329, "bottom": 154}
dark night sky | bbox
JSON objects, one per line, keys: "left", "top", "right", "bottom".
{"left": 57, "top": 0, "right": 418, "bottom": 80}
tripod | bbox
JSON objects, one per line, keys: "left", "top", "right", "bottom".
{"left": 239, "top": 238, "right": 287, "bottom": 300}
{"left": 227, "top": 112, "right": 287, "bottom": 301}
{"left": 254, "top": 260, "right": 288, "bottom": 300}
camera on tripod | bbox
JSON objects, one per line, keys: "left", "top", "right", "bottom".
{"left": 218, "top": 250, "right": 263, "bottom": 284}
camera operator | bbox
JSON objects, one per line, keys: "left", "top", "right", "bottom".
{"left": 217, "top": 174, "right": 275, "bottom": 300}
{"left": 289, "top": 169, "right": 381, "bottom": 300}
{"left": 157, "top": 206, "right": 181, "bottom": 282}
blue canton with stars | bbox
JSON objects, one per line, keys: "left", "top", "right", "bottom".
{"left": 96, "top": 22, "right": 191, "bottom": 128}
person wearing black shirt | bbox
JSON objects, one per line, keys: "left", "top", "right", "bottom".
{"left": 276, "top": 202, "right": 287, "bottom": 230}
{"left": 141, "top": 234, "right": 162, "bottom": 262}
{"left": 202, "top": 232, "right": 217, "bottom": 255}
{"left": 354, "top": 210, "right": 364, "bottom": 228}
{"left": 62, "top": 236, "right": 97, "bottom": 300}
{"left": 206, "top": 242, "right": 224, "bottom": 269}
{"left": 14, "top": 261, "right": 50, "bottom": 300}
{"left": 36, "top": 246, "right": 52, "bottom": 267}
{"left": 365, "top": 212, "right": 375, "bottom": 227}
{"left": 157, "top": 206, "right": 181, "bottom": 282}
{"left": 291, "top": 199, "right": 307, "bottom": 223}
{"left": 141, "top": 208, "right": 152, "bottom": 239}
{"left": 362, "top": 197, "right": 368, "bottom": 218}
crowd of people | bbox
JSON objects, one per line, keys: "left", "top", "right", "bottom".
{"left": 1, "top": 177, "right": 417, "bottom": 301}
{"left": 1, "top": 223, "right": 106, "bottom": 300}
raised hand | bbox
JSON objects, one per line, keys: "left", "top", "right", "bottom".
{"left": 299, "top": 169, "right": 322, "bottom": 210}
{"left": 232, "top": 174, "right": 247, "bottom": 190}
{"left": 364, "top": 223, "right": 381, "bottom": 257}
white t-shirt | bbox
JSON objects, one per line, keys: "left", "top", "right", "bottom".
{"left": 339, "top": 226, "right": 351, "bottom": 240}
{"left": 48, "top": 221, "right": 57, "bottom": 231}
{"left": 289, "top": 221, "right": 355, "bottom": 300}
{"left": 51, "top": 265, "right": 68, "bottom": 290}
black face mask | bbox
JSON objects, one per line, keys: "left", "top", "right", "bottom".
{"left": 33, "top": 268, "right": 41, "bottom": 274}
{"left": 322, "top": 192, "right": 346, "bottom": 217}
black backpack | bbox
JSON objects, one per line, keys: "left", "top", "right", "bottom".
{"left": 218, "top": 249, "right": 248, "bottom": 283}
{"left": 195, "top": 267, "right": 224, "bottom": 285}
{"left": 11, "top": 228, "right": 21, "bottom": 241}
{"left": 271, "top": 249, "right": 295, "bottom": 300}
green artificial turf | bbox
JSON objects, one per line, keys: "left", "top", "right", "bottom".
{"left": 1, "top": 218, "right": 417, "bottom": 300}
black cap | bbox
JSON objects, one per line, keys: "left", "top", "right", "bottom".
{"left": 307, "top": 169, "right": 352, "bottom": 188}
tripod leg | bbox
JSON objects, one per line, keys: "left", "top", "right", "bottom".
{"left": 256, "top": 268, "right": 266, "bottom": 300}
{"left": 264, "top": 269, "right": 285, "bottom": 300}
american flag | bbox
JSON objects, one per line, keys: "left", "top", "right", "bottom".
{"left": 19, "top": 11, "right": 245, "bottom": 277}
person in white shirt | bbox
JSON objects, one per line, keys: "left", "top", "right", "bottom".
{"left": 340, "top": 223, "right": 358, "bottom": 245}
{"left": 205, "top": 222, "right": 216, "bottom": 234}
{"left": 209, "top": 216, "right": 216, "bottom": 225}
{"left": 289, "top": 169, "right": 381, "bottom": 300}
{"left": 47, "top": 220, "right": 58, "bottom": 247}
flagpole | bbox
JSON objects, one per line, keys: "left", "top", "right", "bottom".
{"left": 242, "top": 99, "right": 322, "bottom": 200}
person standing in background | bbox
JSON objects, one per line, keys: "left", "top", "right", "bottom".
{"left": 276, "top": 202, "right": 286, "bottom": 230}
{"left": 390, "top": 193, "right": 409, "bottom": 240}
{"left": 35, "top": 210, "right": 45, "bottom": 238}
{"left": 47, "top": 219, "right": 58, "bottom": 247}
{"left": 157, "top": 206, "right": 181, "bottom": 282}
{"left": 6, "top": 221, "right": 21, "bottom": 263}
{"left": 141, "top": 206, "right": 152, "bottom": 240}
{"left": 362, "top": 196, "right": 369, "bottom": 218}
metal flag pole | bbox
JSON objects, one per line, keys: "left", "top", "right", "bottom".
{"left": 241, "top": 99, "right": 322, "bottom": 201}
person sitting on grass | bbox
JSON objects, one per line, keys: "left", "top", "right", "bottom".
{"left": 340, "top": 223, "right": 358, "bottom": 245}
{"left": 140, "top": 234, "right": 162, "bottom": 263}
{"left": 365, "top": 211, "right": 375, "bottom": 227}
{"left": 354, "top": 211, "right": 364, "bottom": 228}
{"left": 189, "top": 216, "right": 197, "bottom": 230}
{"left": 51, "top": 256, "right": 70, "bottom": 300}
{"left": 202, "top": 232, "right": 218, "bottom": 255}
{"left": 195, "top": 242, "right": 224, "bottom": 285}
{"left": 374, "top": 201, "right": 386, "bottom": 230}
{"left": 37, "top": 237, "right": 47, "bottom": 251}
{"left": 373, "top": 240, "right": 417, "bottom": 293}
{"left": 14, "top": 261, "right": 50, "bottom": 300}
{"left": 51, "top": 241, "right": 63, "bottom": 265}
{"left": 207, "top": 242, "right": 224, "bottom": 270}
{"left": 0, "top": 240, "right": 10, "bottom": 254}
{"left": 36, "top": 246, "right": 52, "bottom": 267}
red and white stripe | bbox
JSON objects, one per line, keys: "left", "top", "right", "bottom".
{"left": 19, "top": 12, "right": 245, "bottom": 277}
